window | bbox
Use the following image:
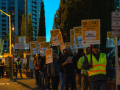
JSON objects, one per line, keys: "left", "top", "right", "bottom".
{"left": 1, "top": 7, "right": 6, "bottom": 9}
{"left": 2, "top": 15, "right": 6, "bottom": 17}
{"left": 33, "top": 31, "right": 35, "bottom": 34}
{"left": 2, "top": 24, "right": 6, "bottom": 26}
{"left": 2, "top": 19, "right": 6, "bottom": 22}
{"left": 2, "top": 32, "right": 6, "bottom": 35}
{"left": 12, "top": 11, "right": 15, "bottom": 15}
{"left": 4, "top": 45, "right": 6, "bottom": 47}
{"left": 2, "top": 28, "right": 6, "bottom": 31}
{"left": 1, "top": 2, "right": 6, "bottom": 5}
{"left": 33, "top": 35, "right": 36, "bottom": 38}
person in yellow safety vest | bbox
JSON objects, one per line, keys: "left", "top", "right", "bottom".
{"left": 0, "top": 59, "right": 4, "bottom": 78}
{"left": 82, "top": 45, "right": 113, "bottom": 90}
{"left": 16, "top": 56, "right": 22, "bottom": 78}
{"left": 77, "top": 47, "right": 90, "bottom": 90}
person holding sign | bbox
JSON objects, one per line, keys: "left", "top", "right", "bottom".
{"left": 61, "top": 48, "right": 76, "bottom": 90}
{"left": 47, "top": 52, "right": 60, "bottom": 90}
{"left": 82, "top": 45, "right": 113, "bottom": 90}
{"left": 33, "top": 54, "right": 41, "bottom": 86}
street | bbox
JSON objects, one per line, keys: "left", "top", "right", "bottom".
{"left": 0, "top": 78, "right": 31, "bottom": 90}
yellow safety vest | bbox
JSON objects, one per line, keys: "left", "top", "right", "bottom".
{"left": 87, "top": 53, "right": 107, "bottom": 77}
{"left": 16, "top": 61, "right": 21, "bottom": 65}
{"left": 77, "top": 56, "right": 88, "bottom": 75}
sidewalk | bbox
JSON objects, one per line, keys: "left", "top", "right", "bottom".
{"left": 16, "top": 78, "right": 39, "bottom": 90}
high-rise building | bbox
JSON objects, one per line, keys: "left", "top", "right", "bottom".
{"left": 25, "top": 0, "right": 42, "bottom": 41}
{"left": 115, "top": 0, "right": 120, "bottom": 11}
{"left": 0, "top": 0, "right": 25, "bottom": 51}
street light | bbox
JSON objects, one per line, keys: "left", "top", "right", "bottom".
{"left": 12, "top": 27, "right": 14, "bottom": 31}
{"left": 0, "top": 10, "right": 11, "bottom": 56}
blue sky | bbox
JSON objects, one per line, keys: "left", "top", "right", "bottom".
{"left": 44, "top": 0, "right": 60, "bottom": 42}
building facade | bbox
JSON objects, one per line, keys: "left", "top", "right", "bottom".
{"left": 25, "top": 0, "right": 42, "bottom": 41}
{"left": 0, "top": 0, "right": 24, "bottom": 51}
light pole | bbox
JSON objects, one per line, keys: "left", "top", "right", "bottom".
{"left": 0, "top": 10, "right": 11, "bottom": 56}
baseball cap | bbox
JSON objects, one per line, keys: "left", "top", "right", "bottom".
{"left": 92, "top": 44, "right": 99, "bottom": 48}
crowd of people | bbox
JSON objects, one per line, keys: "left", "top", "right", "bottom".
{"left": 33, "top": 44, "right": 114, "bottom": 90}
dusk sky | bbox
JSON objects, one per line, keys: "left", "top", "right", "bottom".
{"left": 44, "top": 0, "right": 60, "bottom": 42}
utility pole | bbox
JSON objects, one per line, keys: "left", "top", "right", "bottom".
{"left": 25, "top": 0, "right": 28, "bottom": 36}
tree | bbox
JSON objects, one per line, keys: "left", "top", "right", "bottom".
{"left": 38, "top": 1, "right": 46, "bottom": 36}
{"left": 53, "top": 0, "right": 89, "bottom": 42}
{"left": 28, "top": 13, "right": 33, "bottom": 41}
{"left": 88, "top": 0, "right": 115, "bottom": 53}
{"left": 53, "top": 0, "right": 115, "bottom": 53}
{"left": 20, "top": 14, "right": 26, "bottom": 36}
{"left": 4, "top": 30, "right": 14, "bottom": 41}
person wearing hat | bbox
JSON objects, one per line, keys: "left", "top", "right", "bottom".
{"left": 82, "top": 44, "right": 113, "bottom": 90}
{"left": 47, "top": 52, "right": 60, "bottom": 90}
{"left": 16, "top": 56, "right": 22, "bottom": 78}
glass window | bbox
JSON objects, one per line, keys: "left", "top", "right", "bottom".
{"left": 2, "top": 15, "right": 6, "bottom": 17}
{"left": 4, "top": 45, "right": 6, "bottom": 47}
{"left": 12, "top": 11, "right": 15, "bottom": 15}
{"left": 1, "top": 2, "right": 6, "bottom": 5}
{"left": 2, "top": 19, "right": 6, "bottom": 22}
{"left": 2, "top": 28, "right": 6, "bottom": 31}
{"left": 2, "top": 24, "right": 6, "bottom": 26}
{"left": 33, "top": 35, "right": 36, "bottom": 38}
{"left": 2, "top": 32, "right": 6, "bottom": 35}
{"left": 1, "top": 7, "right": 6, "bottom": 9}
{"left": 33, "top": 31, "right": 35, "bottom": 34}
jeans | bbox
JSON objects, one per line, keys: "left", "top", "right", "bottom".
{"left": 81, "top": 74, "right": 89, "bottom": 90}
{"left": 39, "top": 72, "right": 45, "bottom": 88}
{"left": 16, "top": 69, "right": 22, "bottom": 78}
{"left": 35, "top": 70, "right": 39, "bottom": 85}
{"left": 51, "top": 76, "right": 59, "bottom": 90}
{"left": 60, "top": 72, "right": 64, "bottom": 90}
{"left": 45, "top": 73, "right": 50, "bottom": 89}
{"left": 89, "top": 81, "right": 106, "bottom": 90}
{"left": 64, "top": 72, "right": 75, "bottom": 90}
{"left": 76, "top": 73, "right": 81, "bottom": 90}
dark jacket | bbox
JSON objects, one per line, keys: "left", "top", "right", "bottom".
{"left": 82, "top": 53, "right": 113, "bottom": 81}
{"left": 57, "top": 54, "right": 64, "bottom": 73}
{"left": 47, "top": 59, "right": 60, "bottom": 76}
{"left": 61, "top": 53, "right": 76, "bottom": 73}
{"left": 39, "top": 57, "right": 45, "bottom": 72}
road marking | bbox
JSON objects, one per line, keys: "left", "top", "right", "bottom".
{"left": 0, "top": 83, "right": 10, "bottom": 85}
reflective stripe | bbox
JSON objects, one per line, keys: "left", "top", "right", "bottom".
{"left": 92, "top": 64, "right": 106, "bottom": 68}
{"left": 88, "top": 70, "right": 106, "bottom": 74}
{"left": 87, "top": 53, "right": 107, "bottom": 76}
